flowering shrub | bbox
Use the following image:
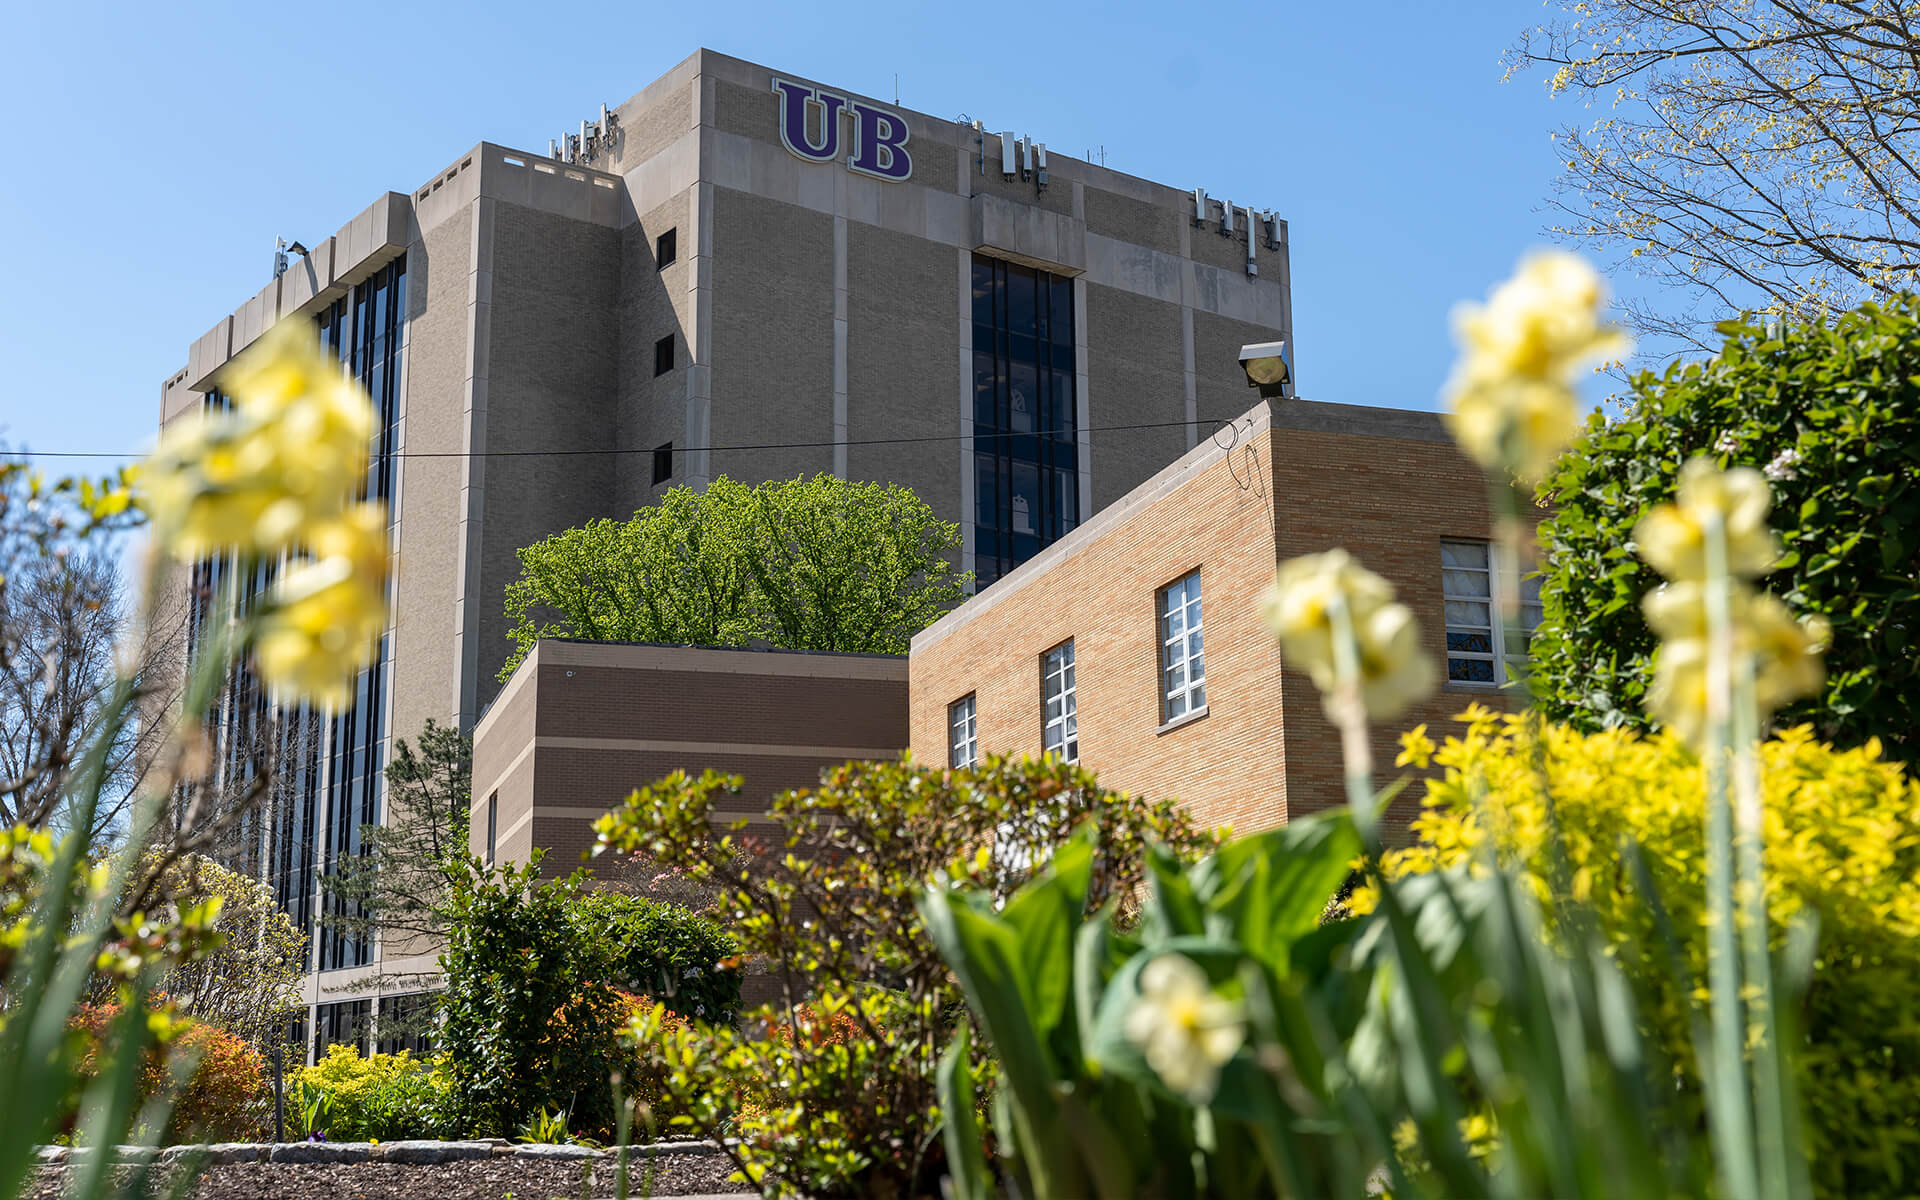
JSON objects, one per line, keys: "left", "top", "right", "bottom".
{"left": 1364, "top": 713, "right": 1920, "bottom": 1200}
{"left": 289, "top": 1045, "right": 452, "bottom": 1141}
{"left": 596, "top": 756, "right": 1214, "bottom": 1198}
{"left": 71, "top": 1004, "right": 267, "bottom": 1142}
{"left": 1530, "top": 299, "right": 1920, "bottom": 760}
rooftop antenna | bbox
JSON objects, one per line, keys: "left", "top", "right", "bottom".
{"left": 894, "top": 73, "right": 899, "bottom": 105}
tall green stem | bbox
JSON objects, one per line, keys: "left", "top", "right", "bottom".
{"left": 1324, "top": 595, "right": 1376, "bottom": 849}
{"left": 1701, "top": 515, "right": 1758, "bottom": 1200}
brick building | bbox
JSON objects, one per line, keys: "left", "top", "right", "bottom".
{"left": 471, "top": 639, "right": 908, "bottom": 872}
{"left": 908, "top": 397, "right": 1536, "bottom": 838}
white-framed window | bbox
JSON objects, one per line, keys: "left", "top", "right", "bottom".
{"left": 1159, "top": 569, "right": 1206, "bottom": 722}
{"left": 1441, "top": 540, "right": 1543, "bottom": 686}
{"left": 949, "top": 694, "right": 978, "bottom": 768}
{"left": 1041, "top": 641, "right": 1078, "bottom": 762}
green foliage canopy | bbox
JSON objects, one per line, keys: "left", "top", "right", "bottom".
{"left": 501, "top": 473, "right": 969, "bottom": 680}
{"left": 1531, "top": 300, "right": 1920, "bottom": 759}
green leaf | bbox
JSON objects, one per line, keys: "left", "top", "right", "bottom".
{"left": 936, "top": 1027, "right": 993, "bottom": 1200}
{"left": 1188, "top": 811, "right": 1361, "bottom": 967}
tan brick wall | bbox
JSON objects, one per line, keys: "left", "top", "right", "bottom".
{"left": 1269, "top": 424, "right": 1531, "bottom": 838}
{"left": 390, "top": 206, "right": 472, "bottom": 747}
{"left": 1084, "top": 186, "right": 1180, "bottom": 256}
{"left": 473, "top": 202, "right": 622, "bottom": 710}
{"left": 846, "top": 224, "right": 958, "bottom": 512}
{"left": 616, "top": 191, "right": 694, "bottom": 515}
{"left": 1083, "top": 282, "right": 1190, "bottom": 511}
{"left": 911, "top": 421, "right": 1290, "bottom": 835}
{"left": 911, "top": 400, "right": 1529, "bottom": 843}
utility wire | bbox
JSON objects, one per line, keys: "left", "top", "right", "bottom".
{"left": 4, "top": 414, "right": 1258, "bottom": 461}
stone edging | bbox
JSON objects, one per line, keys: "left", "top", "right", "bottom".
{"left": 35, "top": 1139, "right": 724, "bottom": 1167}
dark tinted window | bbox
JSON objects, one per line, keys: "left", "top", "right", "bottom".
{"left": 656, "top": 227, "right": 677, "bottom": 269}
{"left": 653, "top": 442, "right": 674, "bottom": 485}
{"left": 655, "top": 334, "right": 674, "bottom": 376}
{"left": 971, "top": 254, "right": 1079, "bottom": 587}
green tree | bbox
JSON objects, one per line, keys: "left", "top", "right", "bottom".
{"left": 1511, "top": 1, "right": 1920, "bottom": 352}
{"left": 1529, "top": 299, "right": 1920, "bottom": 759}
{"left": 322, "top": 719, "right": 471, "bottom": 956}
{"left": 501, "top": 474, "right": 968, "bottom": 679}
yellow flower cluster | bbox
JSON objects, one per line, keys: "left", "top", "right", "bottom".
{"left": 1443, "top": 252, "right": 1630, "bottom": 482}
{"left": 1263, "top": 550, "right": 1435, "bottom": 719}
{"left": 1633, "top": 459, "right": 1825, "bottom": 745}
{"left": 144, "top": 321, "right": 388, "bottom": 706}
{"left": 1358, "top": 712, "right": 1920, "bottom": 1197}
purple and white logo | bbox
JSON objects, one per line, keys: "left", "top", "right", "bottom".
{"left": 772, "top": 77, "right": 912, "bottom": 183}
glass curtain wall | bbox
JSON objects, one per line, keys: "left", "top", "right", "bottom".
{"left": 316, "top": 256, "right": 405, "bottom": 972}
{"left": 971, "top": 255, "right": 1079, "bottom": 586}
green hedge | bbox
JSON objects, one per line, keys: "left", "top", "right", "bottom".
{"left": 575, "top": 891, "right": 741, "bottom": 1024}
{"left": 1531, "top": 298, "right": 1920, "bottom": 760}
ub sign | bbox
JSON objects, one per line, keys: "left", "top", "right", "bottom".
{"left": 772, "top": 78, "right": 912, "bottom": 183}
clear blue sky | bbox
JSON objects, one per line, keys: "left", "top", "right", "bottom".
{"left": 0, "top": 0, "right": 1630, "bottom": 467}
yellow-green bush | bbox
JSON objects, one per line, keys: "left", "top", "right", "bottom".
{"left": 1361, "top": 708, "right": 1920, "bottom": 1200}
{"left": 291, "top": 1045, "right": 452, "bottom": 1141}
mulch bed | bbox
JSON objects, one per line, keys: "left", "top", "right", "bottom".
{"left": 28, "top": 1154, "right": 754, "bottom": 1199}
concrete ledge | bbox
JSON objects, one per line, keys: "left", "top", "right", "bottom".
{"left": 268, "top": 1141, "right": 375, "bottom": 1164}
{"left": 38, "top": 1138, "right": 727, "bottom": 1165}
{"left": 973, "top": 192, "right": 1086, "bottom": 275}
{"left": 378, "top": 1139, "right": 495, "bottom": 1163}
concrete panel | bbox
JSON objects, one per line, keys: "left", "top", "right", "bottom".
{"left": 187, "top": 318, "right": 232, "bottom": 390}
{"left": 1083, "top": 282, "right": 1189, "bottom": 511}
{"left": 972, "top": 193, "right": 1086, "bottom": 275}
{"left": 389, "top": 206, "right": 473, "bottom": 751}
{"left": 469, "top": 201, "right": 622, "bottom": 711}
{"left": 845, "top": 223, "right": 961, "bottom": 523}
{"left": 707, "top": 187, "right": 834, "bottom": 485}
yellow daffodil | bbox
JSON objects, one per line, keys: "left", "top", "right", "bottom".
{"left": 1646, "top": 638, "right": 1712, "bottom": 748}
{"left": 1265, "top": 550, "right": 1435, "bottom": 719}
{"left": 1355, "top": 602, "right": 1439, "bottom": 720}
{"left": 1643, "top": 583, "right": 1828, "bottom": 746}
{"left": 142, "top": 321, "right": 372, "bottom": 559}
{"left": 1443, "top": 252, "right": 1629, "bottom": 481}
{"left": 1748, "top": 601, "right": 1828, "bottom": 715}
{"left": 1633, "top": 458, "right": 1780, "bottom": 581}
{"left": 1264, "top": 550, "right": 1394, "bottom": 675}
{"left": 1123, "top": 954, "right": 1244, "bottom": 1104}
{"left": 252, "top": 504, "right": 389, "bottom": 706}
{"left": 143, "top": 412, "right": 311, "bottom": 556}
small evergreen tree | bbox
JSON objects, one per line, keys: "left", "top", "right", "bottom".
{"left": 321, "top": 719, "right": 471, "bottom": 970}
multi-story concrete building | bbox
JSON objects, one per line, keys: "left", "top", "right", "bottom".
{"left": 158, "top": 49, "right": 1292, "bottom": 1049}
{"left": 907, "top": 398, "right": 1539, "bottom": 841}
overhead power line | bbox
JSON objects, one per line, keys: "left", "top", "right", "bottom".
{"left": 3, "top": 415, "right": 1261, "bottom": 462}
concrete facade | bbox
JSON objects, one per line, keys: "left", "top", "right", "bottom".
{"left": 908, "top": 399, "right": 1530, "bottom": 842}
{"left": 158, "top": 49, "right": 1290, "bottom": 1038}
